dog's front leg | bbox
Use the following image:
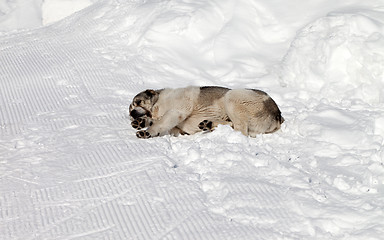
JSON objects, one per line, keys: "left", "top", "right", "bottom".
{"left": 136, "top": 110, "right": 188, "bottom": 138}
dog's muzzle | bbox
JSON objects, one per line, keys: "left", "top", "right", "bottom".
{"left": 130, "top": 107, "right": 147, "bottom": 119}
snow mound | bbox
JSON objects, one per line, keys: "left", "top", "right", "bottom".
{"left": 107, "top": 0, "right": 290, "bottom": 88}
{"left": 0, "top": 0, "right": 94, "bottom": 31}
{"left": 281, "top": 11, "right": 384, "bottom": 104}
{"left": 0, "top": 0, "right": 42, "bottom": 31}
{"left": 42, "top": 0, "right": 94, "bottom": 25}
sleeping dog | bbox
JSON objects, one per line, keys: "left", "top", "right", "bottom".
{"left": 129, "top": 86, "right": 284, "bottom": 138}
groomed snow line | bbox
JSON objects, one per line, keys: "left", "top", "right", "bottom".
{"left": 1, "top": 0, "right": 384, "bottom": 239}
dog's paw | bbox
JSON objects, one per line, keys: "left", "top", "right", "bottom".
{"left": 136, "top": 130, "right": 151, "bottom": 139}
{"left": 198, "top": 120, "right": 213, "bottom": 131}
{"left": 131, "top": 117, "right": 148, "bottom": 130}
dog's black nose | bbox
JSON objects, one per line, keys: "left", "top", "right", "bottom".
{"left": 130, "top": 109, "right": 144, "bottom": 119}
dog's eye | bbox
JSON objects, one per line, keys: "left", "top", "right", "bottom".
{"left": 135, "top": 100, "right": 142, "bottom": 105}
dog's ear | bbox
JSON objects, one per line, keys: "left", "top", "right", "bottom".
{"left": 144, "top": 89, "right": 160, "bottom": 104}
{"left": 144, "top": 90, "right": 157, "bottom": 97}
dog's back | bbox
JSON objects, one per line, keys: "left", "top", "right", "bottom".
{"left": 198, "top": 86, "right": 230, "bottom": 106}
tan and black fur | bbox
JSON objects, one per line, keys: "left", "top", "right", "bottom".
{"left": 129, "top": 86, "right": 284, "bottom": 138}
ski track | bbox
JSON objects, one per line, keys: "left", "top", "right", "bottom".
{"left": 1, "top": 0, "right": 384, "bottom": 239}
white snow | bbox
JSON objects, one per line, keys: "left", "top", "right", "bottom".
{"left": 1, "top": 0, "right": 384, "bottom": 239}
{"left": 42, "top": 0, "right": 95, "bottom": 25}
{"left": 0, "top": 0, "right": 94, "bottom": 30}
{"left": 0, "top": 0, "right": 43, "bottom": 31}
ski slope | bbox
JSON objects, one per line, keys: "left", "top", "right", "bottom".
{"left": 1, "top": 0, "right": 384, "bottom": 239}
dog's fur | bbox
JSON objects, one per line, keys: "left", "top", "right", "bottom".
{"left": 129, "top": 86, "right": 284, "bottom": 138}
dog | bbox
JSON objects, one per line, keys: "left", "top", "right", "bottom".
{"left": 129, "top": 86, "right": 284, "bottom": 138}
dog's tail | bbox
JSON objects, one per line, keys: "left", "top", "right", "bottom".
{"left": 264, "top": 97, "right": 284, "bottom": 124}
{"left": 276, "top": 112, "right": 285, "bottom": 124}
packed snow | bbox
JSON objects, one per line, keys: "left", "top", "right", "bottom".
{"left": 0, "top": 0, "right": 383, "bottom": 239}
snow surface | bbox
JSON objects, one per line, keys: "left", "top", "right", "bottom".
{"left": 1, "top": 0, "right": 384, "bottom": 239}
{"left": 0, "top": 0, "right": 94, "bottom": 30}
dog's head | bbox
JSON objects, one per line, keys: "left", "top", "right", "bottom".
{"left": 129, "top": 89, "right": 159, "bottom": 120}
